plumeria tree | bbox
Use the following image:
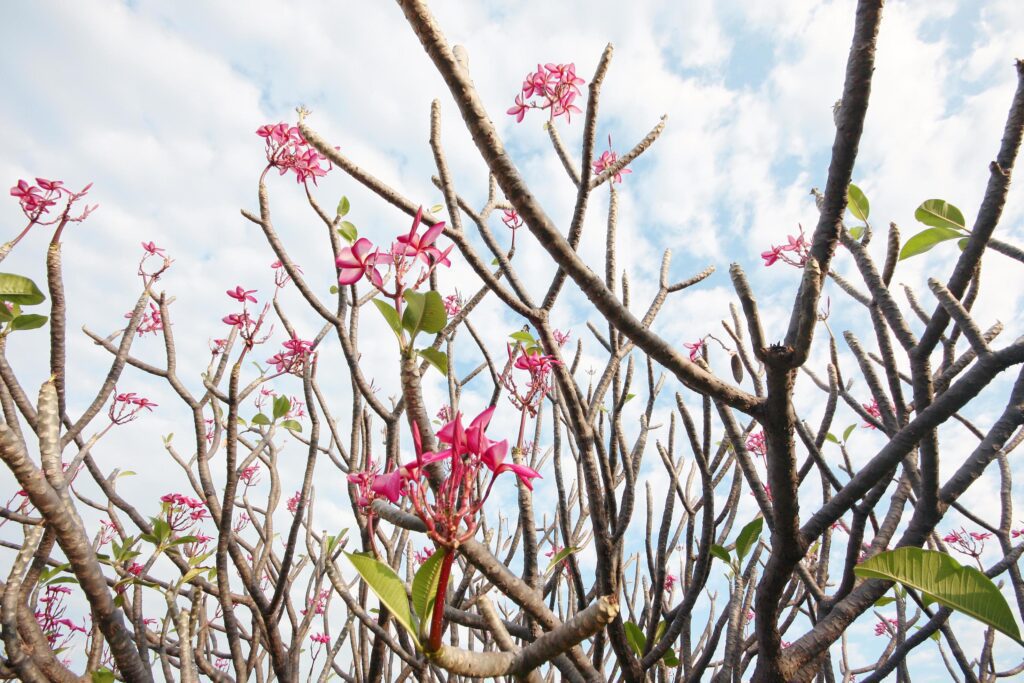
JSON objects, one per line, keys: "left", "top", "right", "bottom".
{"left": 2, "top": 0, "right": 1024, "bottom": 681}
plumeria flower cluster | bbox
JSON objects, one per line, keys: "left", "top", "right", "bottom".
{"left": 745, "top": 430, "right": 767, "bottom": 459}
{"left": 257, "top": 122, "right": 331, "bottom": 185}
{"left": 943, "top": 527, "right": 991, "bottom": 561}
{"left": 592, "top": 136, "right": 632, "bottom": 184}
{"left": 302, "top": 589, "right": 332, "bottom": 617}
{"left": 761, "top": 227, "right": 810, "bottom": 268}
{"left": 862, "top": 399, "right": 883, "bottom": 428}
{"left": 444, "top": 292, "right": 464, "bottom": 317}
{"left": 239, "top": 463, "right": 262, "bottom": 488}
{"left": 127, "top": 302, "right": 165, "bottom": 337}
{"left": 160, "top": 493, "right": 208, "bottom": 533}
{"left": 356, "top": 407, "right": 540, "bottom": 549}
{"left": 874, "top": 616, "right": 899, "bottom": 637}
{"left": 108, "top": 390, "right": 157, "bottom": 425}
{"left": 35, "top": 585, "right": 86, "bottom": 650}
{"left": 507, "top": 63, "right": 585, "bottom": 124}
{"left": 267, "top": 336, "right": 315, "bottom": 376}
{"left": 502, "top": 344, "right": 561, "bottom": 416}
{"left": 10, "top": 177, "right": 96, "bottom": 225}
{"left": 336, "top": 207, "right": 452, "bottom": 295}
{"left": 222, "top": 285, "right": 271, "bottom": 350}
{"left": 271, "top": 260, "right": 301, "bottom": 288}
{"left": 414, "top": 546, "right": 435, "bottom": 565}
{"left": 138, "top": 241, "right": 173, "bottom": 288}
{"left": 552, "top": 329, "right": 572, "bottom": 347}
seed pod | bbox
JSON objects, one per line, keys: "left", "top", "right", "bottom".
{"left": 730, "top": 352, "right": 744, "bottom": 383}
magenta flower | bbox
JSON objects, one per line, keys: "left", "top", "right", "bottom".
{"left": 514, "top": 349, "right": 560, "bottom": 374}
{"left": 862, "top": 399, "right": 882, "bottom": 428}
{"left": 761, "top": 245, "right": 784, "bottom": 267}
{"left": 336, "top": 238, "right": 383, "bottom": 286}
{"left": 286, "top": 491, "right": 301, "bottom": 513}
{"left": 745, "top": 430, "right": 767, "bottom": 458}
{"left": 507, "top": 94, "right": 529, "bottom": 123}
{"left": 664, "top": 574, "right": 678, "bottom": 592}
{"left": 222, "top": 313, "right": 251, "bottom": 328}
{"left": 553, "top": 329, "right": 571, "bottom": 347}
{"left": 395, "top": 207, "right": 452, "bottom": 268}
{"left": 592, "top": 136, "right": 632, "bottom": 184}
{"left": 257, "top": 122, "right": 331, "bottom": 185}
{"left": 502, "top": 209, "right": 524, "bottom": 231}
{"left": 227, "top": 286, "right": 258, "bottom": 304}
{"left": 370, "top": 469, "right": 406, "bottom": 504}
{"left": 310, "top": 632, "right": 330, "bottom": 645}
{"left": 508, "top": 62, "right": 586, "bottom": 124}
{"left": 141, "top": 241, "right": 165, "bottom": 256}
{"left": 683, "top": 339, "right": 705, "bottom": 362}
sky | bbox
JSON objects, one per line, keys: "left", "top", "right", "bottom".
{"left": 2, "top": 0, "right": 1023, "bottom": 677}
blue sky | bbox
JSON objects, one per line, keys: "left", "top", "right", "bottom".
{"left": 2, "top": 0, "right": 1023, "bottom": 676}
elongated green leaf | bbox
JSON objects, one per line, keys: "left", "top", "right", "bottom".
{"left": 401, "top": 290, "right": 426, "bottom": 336}
{"left": 825, "top": 433, "right": 839, "bottom": 444}
{"left": 346, "top": 552, "right": 419, "bottom": 647}
{"left": 371, "top": 298, "right": 402, "bottom": 339}
{"left": 0, "top": 273, "right": 45, "bottom": 305}
{"left": 653, "top": 621, "right": 680, "bottom": 665}
{"left": 710, "top": 544, "right": 731, "bottom": 564}
{"left": 624, "top": 621, "right": 646, "bottom": 657}
{"left": 899, "top": 226, "right": 964, "bottom": 261}
{"left": 336, "top": 196, "right": 351, "bottom": 218}
{"left": 280, "top": 419, "right": 302, "bottom": 432}
{"left": 419, "top": 291, "right": 447, "bottom": 335}
{"left": 848, "top": 225, "right": 865, "bottom": 240}
{"left": 251, "top": 413, "right": 271, "bottom": 426}
{"left": 915, "top": 199, "right": 966, "bottom": 232}
{"left": 272, "top": 395, "right": 290, "bottom": 420}
{"left": 874, "top": 596, "right": 896, "bottom": 607}
{"left": 544, "top": 546, "right": 580, "bottom": 576}
{"left": 411, "top": 547, "right": 447, "bottom": 634}
{"left": 92, "top": 668, "right": 116, "bottom": 683}
{"left": 843, "top": 424, "right": 856, "bottom": 442}
{"left": 847, "top": 184, "right": 870, "bottom": 222}
{"left": 417, "top": 348, "right": 448, "bottom": 376}
{"left": 735, "top": 517, "right": 764, "bottom": 562}
{"left": 855, "top": 548, "right": 1022, "bottom": 643}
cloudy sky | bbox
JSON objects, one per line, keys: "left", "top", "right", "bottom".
{"left": 2, "top": 0, "right": 1023, "bottom": 676}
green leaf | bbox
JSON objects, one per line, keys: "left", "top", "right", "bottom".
{"left": 402, "top": 291, "right": 426, "bottom": 337}
{"left": 0, "top": 305, "right": 13, "bottom": 323}
{"left": 152, "top": 518, "right": 172, "bottom": 545}
{"left": 825, "top": 433, "right": 839, "bottom": 444}
{"left": 624, "top": 621, "right": 646, "bottom": 657}
{"left": 336, "top": 196, "right": 350, "bottom": 218}
{"left": 623, "top": 393, "right": 637, "bottom": 404}
{"left": 371, "top": 299, "right": 403, "bottom": 340}
{"left": 958, "top": 237, "right": 969, "bottom": 251}
{"left": 417, "top": 348, "right": 448, "bottom": 376}
{"left": 899, "top": 226, "right": 964, "bottom": 261}
{"left": 854, "top": 547, "right": 1022, "bottom": 644}
{"left": 710, "top": 544, "right": 732, "bottom": 564}
{"left": 735, "top": 517, "right": 764, "bottom": 563}
{"left": 411, "top": 547, "right": 447, "bottom": 635}
{"left": 345, "top": 552, "right": 419, "bottom": 648}
{"left": 419, "top": 291, "right": 447, "bottom": 334}
{"left": 338, "top": 221, "right": 358, "bottom": 243}
{"left": 509, "top": 330, "right": 536, "bottom": 344}
{"left": 847, "top": 184, "right": 870, "bottom": 222}
{"left": 491, "top": 257, "right": 500, "bottom": 266}
{"left": 544, "top": 546, "right": 580, "bottom": 576}
{"left": 874, "top": 596, "right": 896, "bottom": 607}
{"left": 92, "top": 668, "right": 116, "bottom": 683}
{"left": 273, "top": 395, "right": 290, "bottom": 420}
{"left": 180, "top": 567, "right": 206, "bottom": 584}
{"left": 329, "top": 285, "right": 339, "bottom": 294}
{"left": 251, "top": 413, "right": 271, "bottom": 426}
{"left": 281, "top": 419, "right": 302, "bottom": 432}
{"left": 429, "top": 204, "right": 444, "bottom": 215}
{"left": 848, "top": 226, "right": 864, "bottom": 240}
{"left": 0, "top": 273, "right": 45, "bottom": 305}
{"left": 915, "top": 199, "right": 966, "bottom": 232}
{"left": 843, "top": 424, "right": 856, "bottom": 442}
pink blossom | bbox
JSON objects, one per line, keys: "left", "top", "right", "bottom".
{"left": 761, "top": 245, "right": 784, "bottom": 267}
{"left": 127, "top": 562, "right": 145, "bottom": 577}
{"left": 286, "top": 491, "right": 301, "bottom": 513}
{"left": 310, "top": 632, "right": 330, "bottom": 645}
{"left": 508, "top": 62, "right": 586, "bottom": 124}
{"left": 507, "top": 94, "right": 529, "bottom": 123}
{"left": 592, "top": 136, "right": 631, "bottom": 184}
{"left": 257, "top": 122, "right": 331, "bottom": 185}
{"left": 874, "top": 616, "right": 899, "bottom": 637}
{"left": 862, "top": 399, "right": 883, "bottom": 428}
{"left": 501, "top": 209, "right": 524, "bottom": 231}
{"left": 683, "top": 339, "right": 705, "bottom": 362}
{"left": 336, "top": 238, "right": 383, "bottom": 286}
{"left": 414, "top": 547, "right": 435, "bottom": 565}
{"left": 141, "top": 241, "right": 165, "bottom": 256}
{"left": 552, "top": 329, "right": 572, "bottom": 347}
{"left": 395, "top": 207, "right": 453, "bottom": 268}
{"left": 227, "top": 286, "right": 258, "bottom": 304}
{"left": 664, "top": 574, "right": 678, "bottom": 592}
{"left": 444, "top": 293, "right": 463, "bottom": 316}
{"left": 222, "top": 312, "right": 251, "bottom": 328}
{"left": 745, "top": 430, "right": 767, "bottom": 458}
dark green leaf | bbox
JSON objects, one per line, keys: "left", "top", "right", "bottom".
{"left": 899, "top": 226, "right": 964, "bottom": 261}
{"left": 401, "top": 290, "right": 426, "bottom": 337}
{"left": 735, "top": 517, "right": 764, "bottom": 562}
{"left": 273, "top": 395, "right": 290, "bottom": 420}
{"left": 624, "top": 621, "right": 646, "bottom": 657}
{"left": 417, "top": 348, "right": 448, "bottom": 376}
{"left": 281, "top": 419, "right": 302, "bottom": 432}
{"left": 411, "top": 547, "right": 447, "bottom": 634}
{"left": 855, "top": 547, "right": 1022, "bottom": 644}
{"left": 0, "top": 304, "right": 13, "bottom": 322}
{"left": 251, "top": 413, "right": 271, "bottom": 426}
{"left": 710, "top": 544, "right": 731, "bottom": 564}
{"left": 336, "top": 196, "right": 350, "bottom": 218}
{"left": 346, "top": 552, "right": 419, "bottom": 647}
{"left": 874, "top": 596, "right": 896, "bottom": 607}
{"left": 338, "top": 221, "right": 358, "bottom": 243}
{"left": 915, "top": 199, "right": 966, "bottom": 232}
{"left": 0, "top": 273, "right": 45, "bottom": 305}
{"left": 371, "top": 299, "right": 403, "bottom": 339}
{"left": 847, "top": 184, "right": 870, "bottom": 222}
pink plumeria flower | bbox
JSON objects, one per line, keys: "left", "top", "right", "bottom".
{"left": 336, "top": 237, "right": 383, "bottom": 287}
{"left": 395, "top": 207, "right": 452, "bottom": 268}
{"left": 683, "top": 339, "right": 705, "bottom": 362}
{"left": 761, "top": 245, "right": 783, "bottom": 267}
{"left": 141, "top": 241, "right": 165, "bottom": 256}
{"left": 227, "top": 286, "right": 258, "bottom": 304}
{"left": 592, "top": 136, "right": 631, "bottom": 184}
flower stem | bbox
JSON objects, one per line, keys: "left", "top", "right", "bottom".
{"left": 427, "top": 549, "right": 455, "bottom": 652}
